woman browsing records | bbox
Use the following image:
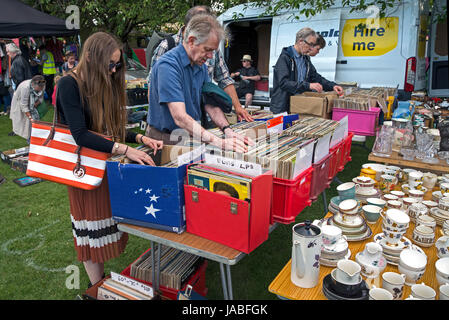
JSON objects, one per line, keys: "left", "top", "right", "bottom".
{"left": 56, "top": 32, "right": 163, "bottom": 288}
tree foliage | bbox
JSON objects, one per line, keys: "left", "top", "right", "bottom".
{"left": 23, "top": 0, "right": 248, "bottom": 43}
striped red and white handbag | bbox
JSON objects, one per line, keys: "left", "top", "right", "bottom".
{"left": 27, "top": 109, "right": 111, "bottom": 190}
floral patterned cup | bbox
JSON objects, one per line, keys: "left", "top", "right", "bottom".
{"left": 382, "top": 272, "right": 406, "bottom": 300}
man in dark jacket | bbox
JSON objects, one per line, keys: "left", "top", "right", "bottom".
{"left": 6, "top": 43, "right": 32, "bottom": 91}
{"left": 270, "top": 28, "right": 343, "bottom": 114}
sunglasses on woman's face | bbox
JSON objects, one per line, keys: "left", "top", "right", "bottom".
{"left": 108, "top": 61, "right": 122, "bottom": 71}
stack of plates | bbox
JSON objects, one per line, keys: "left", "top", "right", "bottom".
{"left": 430, "top": 207, "right": 449, "bottom": 226}
{"left": 373, "top": 233, "right": 424, "bottom": 265}
{"left": 355, "top": 188, "right": 381, "bottom": 203}
{"left": 320, "top": 238, "right": 351, "bottom": 267}
{"left": 326, "top": 214, "right": 372, "bottom": 241}
{"left": 432, "top": 191, "right": 443, "bottom": 202}
{"left": 322, "top": 274, "right": 369, "bottom": 300}
{"left": 328, "top": 196, "right": 362, "bottom": 215}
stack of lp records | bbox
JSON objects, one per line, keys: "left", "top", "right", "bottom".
{"left": 282, "top": 116, "right": 340, "bottom": 138}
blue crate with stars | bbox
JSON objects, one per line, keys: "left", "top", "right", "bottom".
{"left": 106, "top": 145, "right": 203, "bottom": 234}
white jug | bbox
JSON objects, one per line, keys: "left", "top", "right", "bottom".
{"left": 291, "top": 220, "right": 322, "bottom": 288}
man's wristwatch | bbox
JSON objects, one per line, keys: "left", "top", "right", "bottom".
{"left": 221, "top": 125, "right": 231, "bottom": 133}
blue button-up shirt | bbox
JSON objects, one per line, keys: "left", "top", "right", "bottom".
{"left": 291, "top": 45, "right": 307, "bottom": 83}
{"left": 148, "top": 44, "right": 210, "bottom": 132}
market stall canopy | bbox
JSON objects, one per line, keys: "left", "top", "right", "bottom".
{"left": 0, "top": 0, "right": 79, "bottom": 38}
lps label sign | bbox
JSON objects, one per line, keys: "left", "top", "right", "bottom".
{"left": 341, "top": 17, "right": 399, "bottom": 57}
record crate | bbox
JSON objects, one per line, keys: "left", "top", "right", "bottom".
{"left": 310, "top": 152, "right": 332, "bottom": 202}
{"left": 271, "top": 166, "right": 314, "bottom": 224}
{"left": 120, "top": 248, "right": 208, "bottom": 300}
{"left": 184, "top": 166, "right": 273, "bottom": 254}
{"left": 327, "top": 142, "right": 342, "bottom": 184}
{"left": 339, "top": 132, "right": 354, "bottom": 172}
{"left": 332, "top": 107, "right": 380, "bottom": 136}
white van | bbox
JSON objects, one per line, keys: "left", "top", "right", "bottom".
{"left": 217, "top": 0, "right": 435, "bottom": 105}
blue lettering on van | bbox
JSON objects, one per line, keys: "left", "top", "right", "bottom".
{"left": 351, "top": 26, "right": 385, "bottom": 51}
{"left": 316, "top": 29, "right": 339, "bottom": 38}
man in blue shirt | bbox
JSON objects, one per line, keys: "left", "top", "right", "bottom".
{"left": 148, "top": 14, "right": 251, "bottom": 153}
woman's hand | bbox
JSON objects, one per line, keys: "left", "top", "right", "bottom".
{"left": 125, "top": 147, "right": 156, "bottom": 166}
{"left": 142, "top": 136, "right": 163, "bottom": 155}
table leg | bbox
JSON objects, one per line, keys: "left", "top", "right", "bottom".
{"left": 226, "top": 264, "right": 234, "bottom": 300}
{"left": 219, "top": 263, "right": 229, "bottom": 300}
{"left": 322, "top": 189, "right": 328, "bottom": 216}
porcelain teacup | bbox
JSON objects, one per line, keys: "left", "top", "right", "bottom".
{"left": 409, "top": 171, "right": 424, "bottom": 190}
{"left": 353, "top": 176, "right": 375, "bottom": 194}
{"left": 322, "top": 225, "right": 346, "bottom": 250}
{"left": 337, "top": 182, "right": 356, "bottom": 201}
{"left": 369, "top": 286, "right": 394, "bottom": 300}
{"left": 387, "top": 200, "right": 403, "bottom": 210}
{"left": 440, "top": 284, "right": 449, "bottom": 300}
{"left": 441, "top": 183, "right": 449, "bottom": 195}
{"left": 362, "top": 205, "right": 382, "bottom": 224}
{"left": 390, "top": 190, "right": 405, "bottom": 200}
{"left": 382, "top": 272, "right": 406, "bottom": 300}
{"left": 409, "top": 189, "right": 424, "bottom": 202}
{"left": 403, "top": 197, "right": 418, "bottom": 210}
{"left": 366, "top": 197, "right": 386, "bottom": 209}
{"left": 411, "top": 283, "right": 436, "bottom": 300}
{"left": 382, "top": 208, "right": 410, "bottom": 229}
{"left": 380, "top": 174, "right": 398, "bottom": 193}
{"left": 402, "top": 168, "right": 417, "bottom": 183}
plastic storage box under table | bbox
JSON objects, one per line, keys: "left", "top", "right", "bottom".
{"left": 184, "top": 167, "right": 273, "bottom": 254}
{"left": 332, "top": 107, "right": 380, "bottom": 136}
{"left": 309, "top": 152, "right": 332, "bottom": 202}
{"left": 271, "top": 166, "right": 314, "bottom": 225}
{"left": 121, "top": 248, "right": 208, "bottom": 300}
{"left": 327, "top": 142, "right": 342, "bottom": 184}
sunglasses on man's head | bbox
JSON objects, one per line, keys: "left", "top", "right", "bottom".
{"left": 109, "top": 61, "right": 122, "bottom": 71}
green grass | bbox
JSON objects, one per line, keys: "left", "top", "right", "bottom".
{"left": 0, "top": 110, "right": 373, "bottom": 300}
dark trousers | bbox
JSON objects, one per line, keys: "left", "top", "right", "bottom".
{"left": 44, "top": 74, "right": 55, "bottom": 102}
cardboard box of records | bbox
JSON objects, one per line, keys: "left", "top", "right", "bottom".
{"left": 290, "top": 91, "right": 338, "bottom": 119}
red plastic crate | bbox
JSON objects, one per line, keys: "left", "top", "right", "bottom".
{"left": 328, "top": 141, "right": 343, "bottom": 183}
{"left": 121, "top": 248, "right": 208, "bottom": 300}
{"left": 271, "top": 166, "right": 314, "bottom": 224}
{"left": 310, "top": 152, "right": 332, "bottom": 201}
{"left": 339, "top": 132, "right": 354, "bottom": 171}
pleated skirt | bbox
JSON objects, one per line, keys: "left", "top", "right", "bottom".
{"left": 67, "top": 173, "right": 128, "bottom": 264}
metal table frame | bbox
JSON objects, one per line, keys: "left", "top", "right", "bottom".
{"left": 118, "top": 223, "right": 278, "bottom": 300}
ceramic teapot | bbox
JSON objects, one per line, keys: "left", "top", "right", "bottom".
{"left": 291, "top": 220, "right": 322, "bottom": 288}
{"left": 355, "top": 242, "right": 387, "bottom": 278}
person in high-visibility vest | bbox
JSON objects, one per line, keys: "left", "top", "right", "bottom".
{"left": 38, "top": 45, "right": 57, "bottom": 102}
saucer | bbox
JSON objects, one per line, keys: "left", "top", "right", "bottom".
{"left": 322, "top": 238, "right": 349, "bottom": 255}
{"left": 373, "top": 233, "right": 412, "bottom": 254}
{"left": 322, "top": 273, "right": 369, "bottom": 300}
{"left": 356, "top": 188, "right": 378, "bottom": 196}
{"left": 344, "top": 226, "right": 372, "bottom": 242}
{"left": 430, "top": 207, "right": 449, "bottom": 219}
{"left": 320, "top": 249, "right": 352, "bottom": 267}
{"left": 333, "top": 213, "right": 365, "bottom": 228}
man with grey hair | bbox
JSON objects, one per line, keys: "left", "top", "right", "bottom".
{"left": 147, "top": 13, "right": 251, "bottom": 153}
{"left": 6, "top": 43, "right": 32, "bottom": 91}
{"left": 270, "top": 27, "right": 343, "bottom": 114}
{"left": 148, "top": 5, "right": 253, "bottom": 123}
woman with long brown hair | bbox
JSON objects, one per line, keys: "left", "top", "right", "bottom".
{"left": 56, "top": 32, "right": 163, "bottom": 287}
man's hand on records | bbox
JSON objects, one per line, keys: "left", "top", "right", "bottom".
{"left": 309, "top": 82, "right": 323, "bottom": 93}
{"left": 224, "top": 127, "right": 254, "bottom": 148}
{"left": 235, "top": 106, "right": 254, "bottom": 122}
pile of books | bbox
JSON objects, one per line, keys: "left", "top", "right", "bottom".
{"left": 283, "top": 116, "right": 340, "bottom": 138}
{"left": 129, "top": 246, "right": 204, "bottom": 290}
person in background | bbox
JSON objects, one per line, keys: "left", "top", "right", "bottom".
{"left": 45, "top": 37, "right": 64, "bottom": 73}
{"left": 149, "top": 5, "right": 253, "bottom": 122}
{"left": 270, "top": 28, "right": 344, "bottom": 114}
{"left": 37, "top": 45, "right": 57, "bottom": 102}
{"left": 147, "top": 13, "right": 251, "bottom": 152}
{"left": 231, "top": 54, "right": 261, "bottom": 107}
{"left": 6, "top": 43, "right": 32, "bottom": 91}
{"left": 52, "top": 74, "right": 61, "bottom": 106}
{"left": 56, "top": 31, "right": 163, "bottom": 288}
{"left": 9, "top": 75, "right": 45, "bottom": 138}
{"left": 308, "top": 34, "right": 326, "bottom": 57}
{"left": 62, "top": 51, "right": 78, "bottom": 76}
{"left": 0, "top": 40, "right": 12, "bottom": 116}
